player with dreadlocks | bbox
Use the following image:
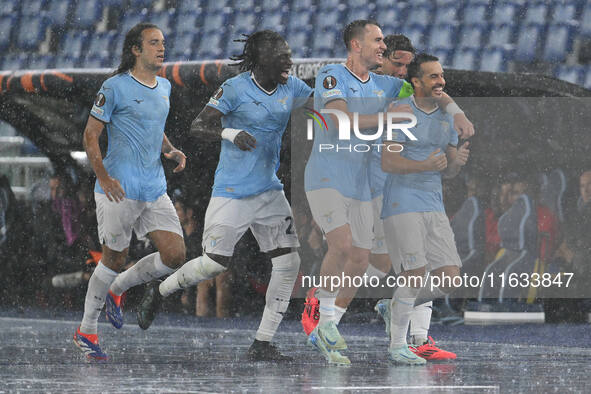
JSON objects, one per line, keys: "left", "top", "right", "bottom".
{"left": 136, "top": 30, "right": 312, "bottom": 361}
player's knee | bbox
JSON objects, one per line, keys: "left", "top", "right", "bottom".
{"left": 327, "top": 237, "right": 354, "bottom": 260}
{"left": 271, "top": 251, "right": 301, "bottom": 275}
{"left": 160, "top": 247, "right": 186, "bottom": 269}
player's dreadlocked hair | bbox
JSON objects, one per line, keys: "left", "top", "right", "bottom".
{"left": 114, "top": 23, "right": 159, "bottom": 75}
{"left": 230, "top": 30, "right": 286, "bottom": 72}
{"left": 383, "top": 34, "right": 415, "bottom": 59}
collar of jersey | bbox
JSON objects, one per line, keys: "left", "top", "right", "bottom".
{"left": 128, "top": 71, "right": 158, "bottom": 89}
{"left": 411, "top": 95, "right": 439, "bottom": 115}
{"left": 343, "top": 64, "right": 370, "bottom": 84}
{"left": 250, "top": 73, "right": 277, "bottom": 95}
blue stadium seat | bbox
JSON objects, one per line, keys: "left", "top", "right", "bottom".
{"left": 60, "top": 30, "right": 89, "bottom": 60}
{"left": 514, "top": 24, "right": 544, "bottom": 62}
{"left": 0, "top": 0, "right": 19, "bottom": 16}
{"left": 170, "top": 32, "right": 198, "bottom": 58}
{"left": 314, "top": 49, "right": 334, "bottom": 59}
{"left": 17, "top": 16, "right": 48, "bottom": 51}
{"left": 120, "top": 11, "right": 149, "bottom": 37}
{"left": 201, "top": 11, "right": 229, "bottom": 34}
{"left": 174, "top": 11, "right": 199, "bottom": 35}
{"left": 348, "top": 0, "right": 369, "bottom": 8}
{"left": 288, "top": 30, "right": 310, "bottom": 56}
{"left": 487, "top": 23, "right": 514, "bottom": 47}
{"left": 428, "top": 24, "right": 457, "bottom": 50}
{"left": 317, "top": 0, "right": 341, "bottom": 10}
{"left": 84, "top": 54, "right": 108, "bottom": 69}
{"left": 73, "top": 0, "right": 103, "bottom": 29}
{"left": 347, "top": 7, "right": 371, "bottom": 22}
{"left": 479, "top": 47, "right": 509, "bottom": 72}
{"left": 550, "top": 1, "right": 578, "bottom": 23}
{"left": 28, "top": 54, "right": 54, "bottom": 70}
{"left": 205, "top": 0, "right": 228, "bottom": 12}
{"left": 128, "top": 0, "right": 154, "bottom": 8}
{"left": 458, "top": 24, "right": 488, "bottom": 50}
{"left": 401, "top": 24, "right": 428, "bottom": 50}
{"left": 262, "top": 0, "right": 283, "bottom": 12}
{"left": 86, "top": 31, "right": 116, "bottom": 60}
{"left": 287, "top": 11, "right": 312, "bottom": 35}
{"left": 229, "top": 12, "right": 257, "bottom": 37}
{"left": 554, "top": 65, "right": 584, "bottom": 85}
{"left": 224, "top": 38, "right": 245, "bottom": 58}
{"left": 491, "top": 1, "right": 520, "bottom": 26}
{"left": 21, "top": 0, "right": 47, "bottom": 16}
{"left": 233, "top": 0, "right": 256, "bottom": 13}
{"left": 151, "top": 10, "right": 176, "bottom": 36}
{"left": 176, "top": 0, "right": 203, "bottom": 13}
{"left": 452, "top": 48, "right": 480, "bottom": 71}
{"left": 523, "top": 2, "right": 548, "bottom": 25}
{"left": 196, "top": 32, "right": 224, "bottom": 59}
{"left": 581, "top": 3, "right": 591, "bottom": 36}
{"left": 585, "top": 67, "right": 591, "bottom": 90}
{"left": 435, "top": 4, "right": 461, "bottom": 24}
{"left": 542, "top": 23, "right": 574, "bottom": 62}
{"left": 406, "top": 5, "right": 434, "bottom": 25}
{"left": 46, "top": 0, "right": 72, "bottom": 27}
{"left": 292, "top": 0, "right": 313, "bottom": 12}
{"left": 258, "top": 11, "right": 285, "bottom": 34}
{"left": 376, "top": 9, "right": 402, "bottom": 29}
{"left": 462, "top": 3, "right": 488, "bottom": 24}
{"left": 0, "top": 16, "right": 15, "bottom": 51}
{"left": 1, "top": 53, "right": 29, "bottom": 71}
{"left": 431, "top": 48, "right": 454, "bottom": 67}
{"left": 312, "top": 30, "right": 338, "bottom": 53}
{"left": 315, "top": 10, "right": 341, "bottom": 30}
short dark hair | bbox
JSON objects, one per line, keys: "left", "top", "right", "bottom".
{"left": 383, "top": 34, "right": 415, "bottom": 59}
{"left": 343, "top": 19, "right": 381, "bottom": 50}
{"left": 407, "top": 53, "right": 439, "bottom": 86}
{"left": 115, "top": 23, "right": 159, "bottom": 75}
{"left": 230, "top": 30, "right": 286, "bottom": 72}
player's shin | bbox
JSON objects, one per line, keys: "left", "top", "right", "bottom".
{"left": 389, "top": 285, "right": 421, "bottom": 347}
{"left": 255, "top": 252, "right": 300, "bottom": 341}
{"left": 110, "top": 252, "right": 174, "bottom": 296}
{"left": 158, "top": 254, "right": 226, "bottom": 297}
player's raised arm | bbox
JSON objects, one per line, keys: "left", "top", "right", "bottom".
{"left": 83, "top": 115, "right": 125, "bottom": 202}
{"left": 190, "top": 104, "right": 257, "bottom": 151}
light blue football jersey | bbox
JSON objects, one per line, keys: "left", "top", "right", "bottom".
{"left": 206, "top": 72, "right": 312, "bottom": 198}
{"left": 304, "top": 64, "right": 410, "bottom": 201}
{"left": 382, "top": 96, "right": 458, "bottom": 218}
{"left": 90, "top": 72, "right": 171, "bottom": 202}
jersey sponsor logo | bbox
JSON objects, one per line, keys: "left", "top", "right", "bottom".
{"left": 91, "top": 105, "right": 104, "bottom": 116}
{"left": 350, "top": 87, "right": 358, "bottom": 93}
{"left": 322, "top": 89, "right": 342, "bottom": 98}
{"left": 94, "top": 93, "right": 106, "bottom": 107}
{"left": 323, "top": 76, "right": 337, "bottom": 89}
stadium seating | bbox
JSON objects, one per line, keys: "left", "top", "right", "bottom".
{"left": 0, "top": 0, "right": 587, "bottom": 88}
{"left": 28, "top": 54, "right": 54, "bottom": 70}
{"left": 542, "top": 23, "right": 575, "bottom": 62}
{"left": 1, "top": 53, "right": 29, "bottom": 71}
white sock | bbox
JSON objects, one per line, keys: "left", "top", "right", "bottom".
{"left": 410, "top": 301, "right": 432, "bottom": 345}
{"left": 80, "top": 262, "right": 118, "bottom": 334}
{"left": 159, "top": 255, "right": 226, "bottom": 297}
{"left": 333, "top": 305, "right": 347, "bottom": 325}
{"left": 365, "top": 263, "right": 388, "bottom": 279}
{"left": 389, "top": 285, "right": 421, "bottom": 348}
{"left": 255, "top": 252, "right": 300, "bottom": 341}
{"left": 110, "top": 252, "right": 175, "bottom": 296}
{"left": 414, "top": 285, "right": 447, "bottom": 307}
{"left": 317, "top": 288, "right": 337, "bottom": 325}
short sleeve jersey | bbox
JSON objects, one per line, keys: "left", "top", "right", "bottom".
{"left": 206, "top": 72, "right": 312, "bottom": 199}
{"left": 304, "top": 64, "right": 411, "bottom": 201}
{"left": 382, "top": 96, "right": 458, "bottom": 218}
{"left": 90, "top": 72, "right": 171, "bottom": 202}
